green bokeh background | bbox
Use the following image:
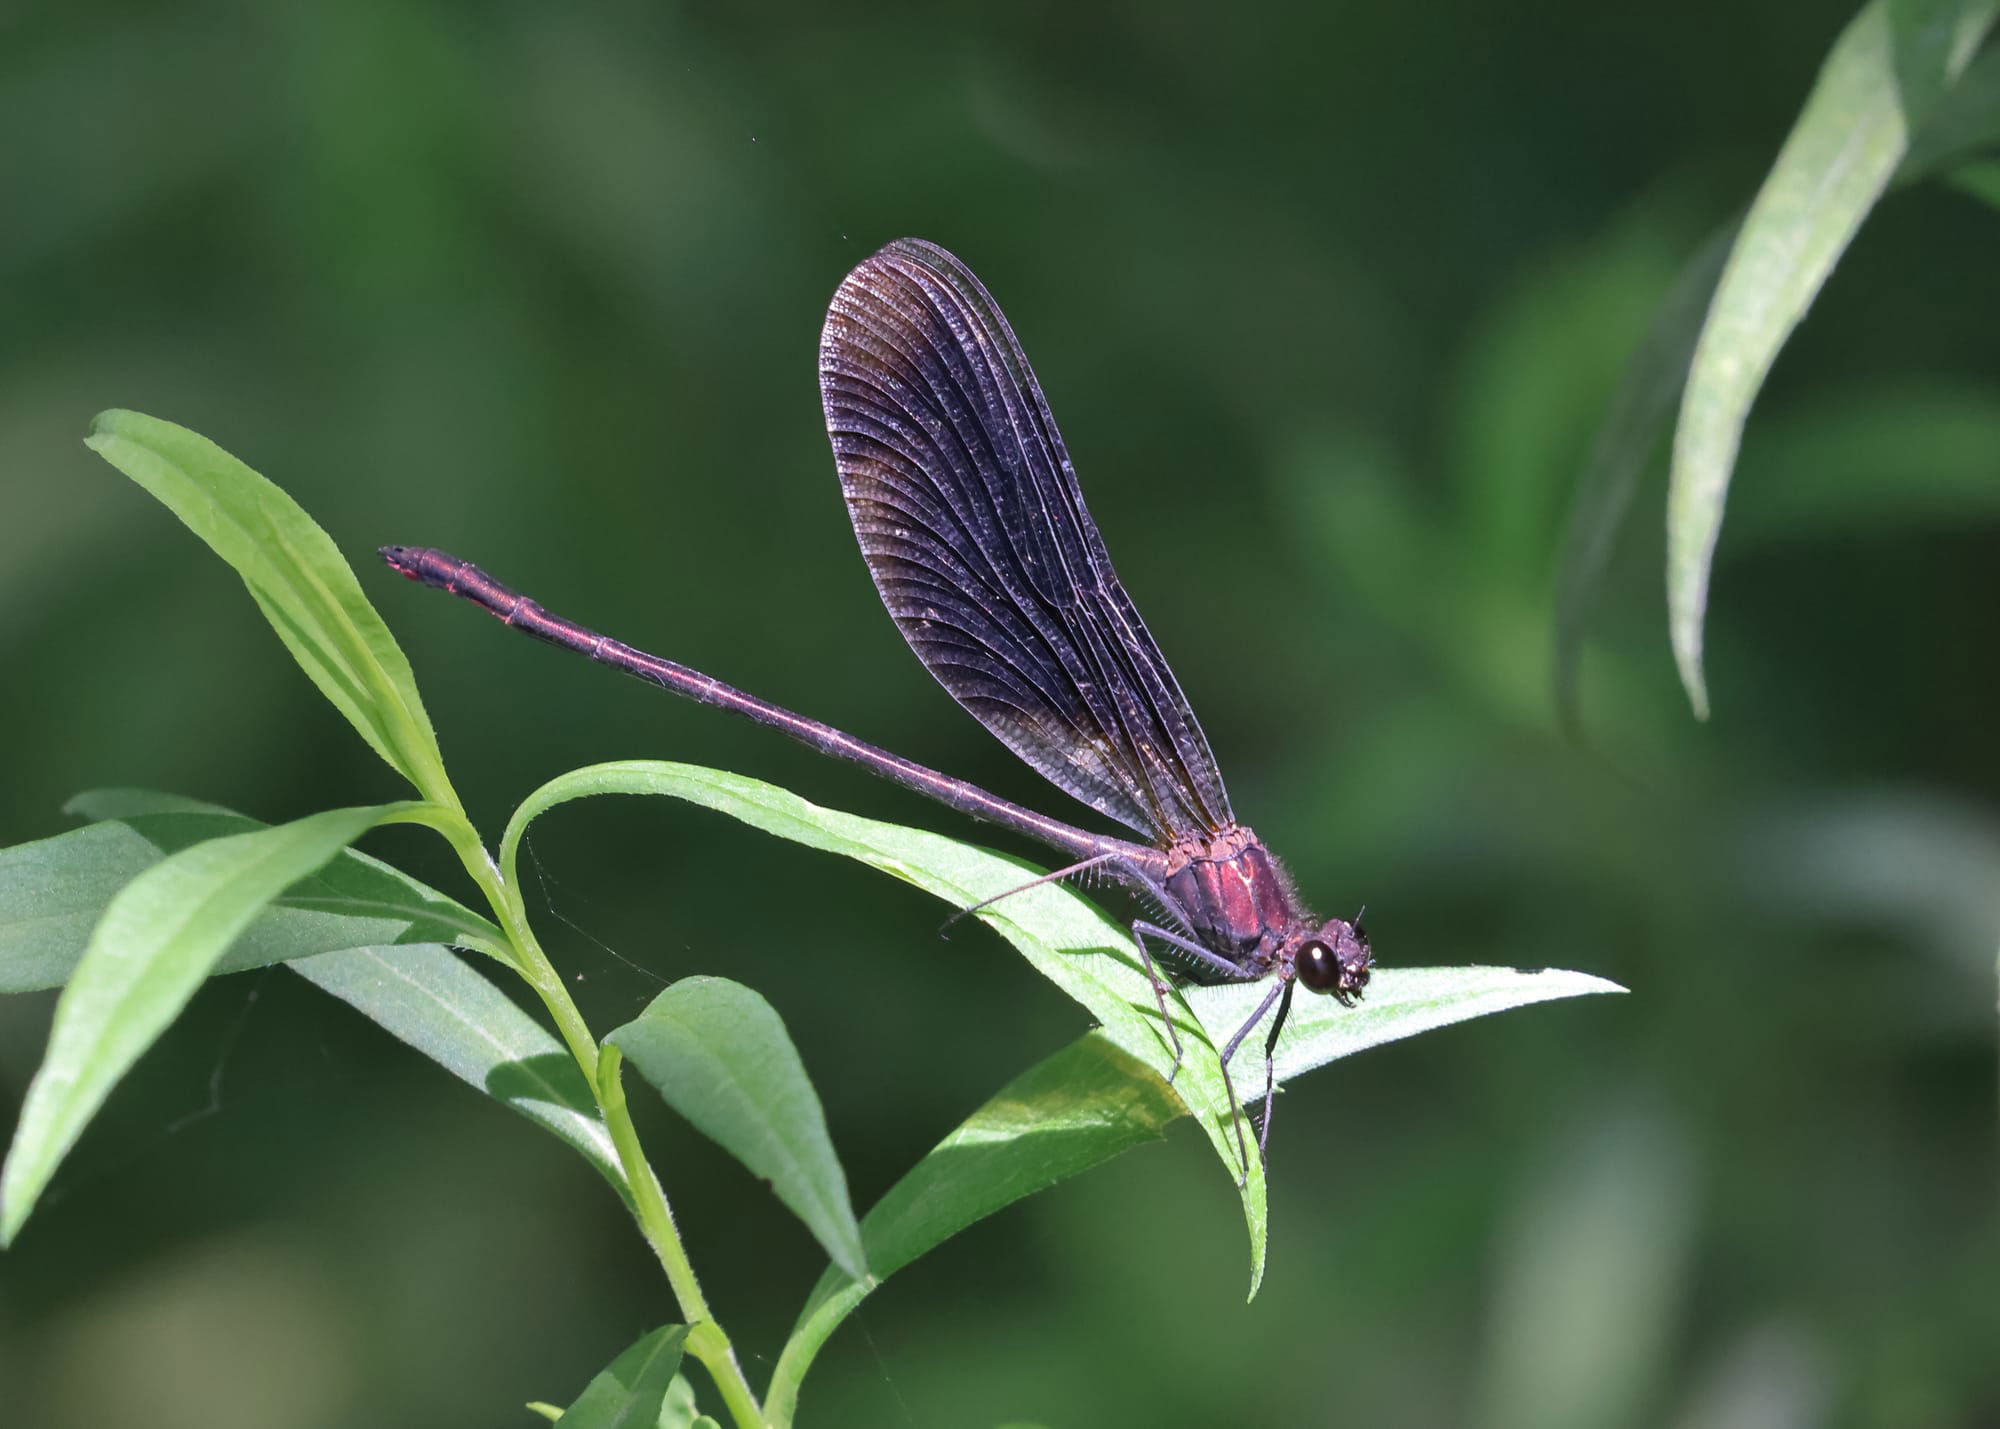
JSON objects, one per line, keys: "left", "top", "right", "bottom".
{"left": 5, "top": 3, "right": 1998, "bottom": 1426}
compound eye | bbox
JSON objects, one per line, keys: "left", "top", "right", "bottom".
{"left": 1295, "top": 940, "right": 1341, "bottom": 992}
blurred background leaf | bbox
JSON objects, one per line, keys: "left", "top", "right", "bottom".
{"left": 1664, "top": 0, "right": 1995, "bottom": 716}
{"left": 3, "top": 1, "right": 1997, "bottom": 1425}
{"left": 1474, "top": 1101, "right": 1697, "bottom": 1429}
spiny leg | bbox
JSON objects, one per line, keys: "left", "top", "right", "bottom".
{"left": 1127, "top": 924, "right": 1184, "bottom": 1078}
{"left": 1255, "top": 978, "right": 1297, "bottom": 1165}
{"left": 1218, "top": 979, "right": 1288, "bottom": 1185}
{"left": 939, "top": 847, "right": 1193, "bottom": 940}
{"left": 1104, "top": 856, "right": 1202, "bottom": 942}
{"left": 938, "top": 851, "right": 1122, "bottom": 936}
{"left": 1130, "top": 920, "right": 1262, "bottom": 1084}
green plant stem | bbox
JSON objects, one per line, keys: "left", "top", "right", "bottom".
{"left": 765, "top": 1285, "right": 867, "bottom": 1429}
{"left": 597, "top": 1044, "right": 765, "bottom": 1429}
{"left": 443, "top": 818, "right": 765, "bottom": 1428}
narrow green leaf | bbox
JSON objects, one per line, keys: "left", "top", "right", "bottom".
{"left": 1724, "top": 384, "right": 2000, "bottom": 546}
{"left": 507, "top": 761, "right": 1620, "bottom": 1307}
{"left": 1194, "top": 964, "right": 1626, "bottom": 1088}
{"left": 847, "top": 1034, "right": 1177, "bottom": 1286}
{"left": 84, "top": 410, "right": 454, "bottom": 802}
{"left": 292, "top": 944, "right": 629, "bottom": 1204}
{"left": 502, "top": 759, "right": 1269, "bottom": 1284}
{"left": 1897, "top": 39, "right": 2000, "bottom": 179}
{"left": 558, "top": 1324, "right": 687, "bottom": 1429}
{"left": 1552, "top": 29, "right": 1997, "bottom": 734}
{"left": 763, "top": 1034, "right": 1176, "bottom": 1421}
{"left": 64, "top": 789, "right": 234, "bottom": 819}
{"left": 767, "top": 968, "right": 1621, "bottom": 1416}
{"left": 607, "top": 976, "right": 866, "bottom": 1280}
{"left": 0, "top": 796, "right": 501, "bottom": 994}
{"left": 1666, "top": 0, "right": 1997, "bottom": 717}
{"left": 2, "top": 802, "right": 426, "bottom": 1244}
{"left": 656, "top": 1376, "right": 702, "bottom": 1429}
{"left": 0, "top": 793, "right": 622, "bottom": 1204}
{"left": 1552, "top": 222, "right": 1735, "bottom": 734}
{"left": 1475, "top": 1109, "right": 1695, "bottom": 1429}
{"left": 1944, "top": 156, "right": 2000, "bottom": 208}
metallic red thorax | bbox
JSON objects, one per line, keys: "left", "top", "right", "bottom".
{"left": 1160, "top": 825, "right": 1310, "bottom": 980}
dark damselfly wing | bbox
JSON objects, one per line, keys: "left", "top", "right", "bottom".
{"left": 820, "top": 238, "right": 1234, "bottom": 843}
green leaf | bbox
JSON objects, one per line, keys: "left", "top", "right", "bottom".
{"left": 0, "top": 794, "right": 618, "bottom": 1208}
{"left": 558, "top": 1324, "right": 687, "bottom": 1428}
{"left": 2, "top": 802, "right": 426, "bottom": 1244}
{"left": 0, "top": 795, "right": 502, "bottom": 994}
{"left": 65, "top": 789, "right": 234, "bottom": 819}
{"left": 1194, "top": 963, "right": 1625, "bottom": 1087}
{"left": 1666, "top": 0, "right": 1997, "bottom": 717}
{"left": 606, "top": 976, "right": 866, "bottom": 1280}
{"left": 655, "top": 1376, "right": 701, "bottom": 1429}
{"left": 1474, "top": 1108, "right": 1696, "bottom": 1429}
{"left": 1449, "top": 215, "right": 1686, "bottom": 595}
{"left": 1724, "top": 383, "right": 2000, "bottom": 546}
{"left": 502, "top": 760, "right": 1271, "bottom": 1283}
{"left": 765, "top": 1034, "right": 1177, "bottom": 1422}
{"left": 1898, "top": 39, "right": 2000, "bottom": 179}
{"left": 766, "top": 968, "right": 1621, "bottom": 1417}
{"left": 84, "top": 410, "right": 455, "bottom": 802}
{"left": 1558, "top": 38, "right": 1998, "bottom": 732}
{"left": 1944, "top": 155, "right": 2000, "bottom": 207}
{"left": 292, "top": 943, "right": 629, "bottom": 1205}
{"left": 505, "top": 761, "right": 1621, "bottom": 1305}
{"left": 1552, "top": 221, "right": 1735, "bottom": 734}
{"left": 840, "top": 1034, "right": 1177, "bottom": 1286}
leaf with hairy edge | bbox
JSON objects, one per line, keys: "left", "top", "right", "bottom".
{"left": 501, "top": 760, "right": 1621, "bottom": 1299}
{"left": 1197, "top": 964, "right": 1625, "bottom": 1087}
{"left": 0, "top": 793, "right": 501, "bottom": 995}
{"left": 292, "top": 943, "right": 628, "bottom": 1204}
{"left": 501, "top": 759, "right": 1271, "bottom": 1285}
{"left": 2, "top": 802, "right": 427, "bottom": 1244}
{"left": 84, "top": 410, "right": 454, "bottom": 801}
{"left": 765, "top": 964, "right": 1621, "bottom": 1417}
{"left": 1666, "top": 0, "right": 1997, "bottom": 717}
{"left": 607, "top": 977, "right": 866, "bottom": 1279}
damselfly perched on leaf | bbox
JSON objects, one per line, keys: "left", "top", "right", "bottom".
{"left": 383, "top": 238, "right": 1372, "bottom": 1167}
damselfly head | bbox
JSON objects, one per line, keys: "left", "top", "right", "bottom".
{"left": 1294, "top": 918, "right": 1372, "bottom": 1005}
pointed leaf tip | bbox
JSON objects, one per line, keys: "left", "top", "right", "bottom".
{"left": 607, "top": 976, "right": 867, "bottom": 1280}
{"left": 83, "top": 410, "right": 454, "bottom": 800}
{"left": 1664, "top": 0, "right": 1996, "bottom": 719}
